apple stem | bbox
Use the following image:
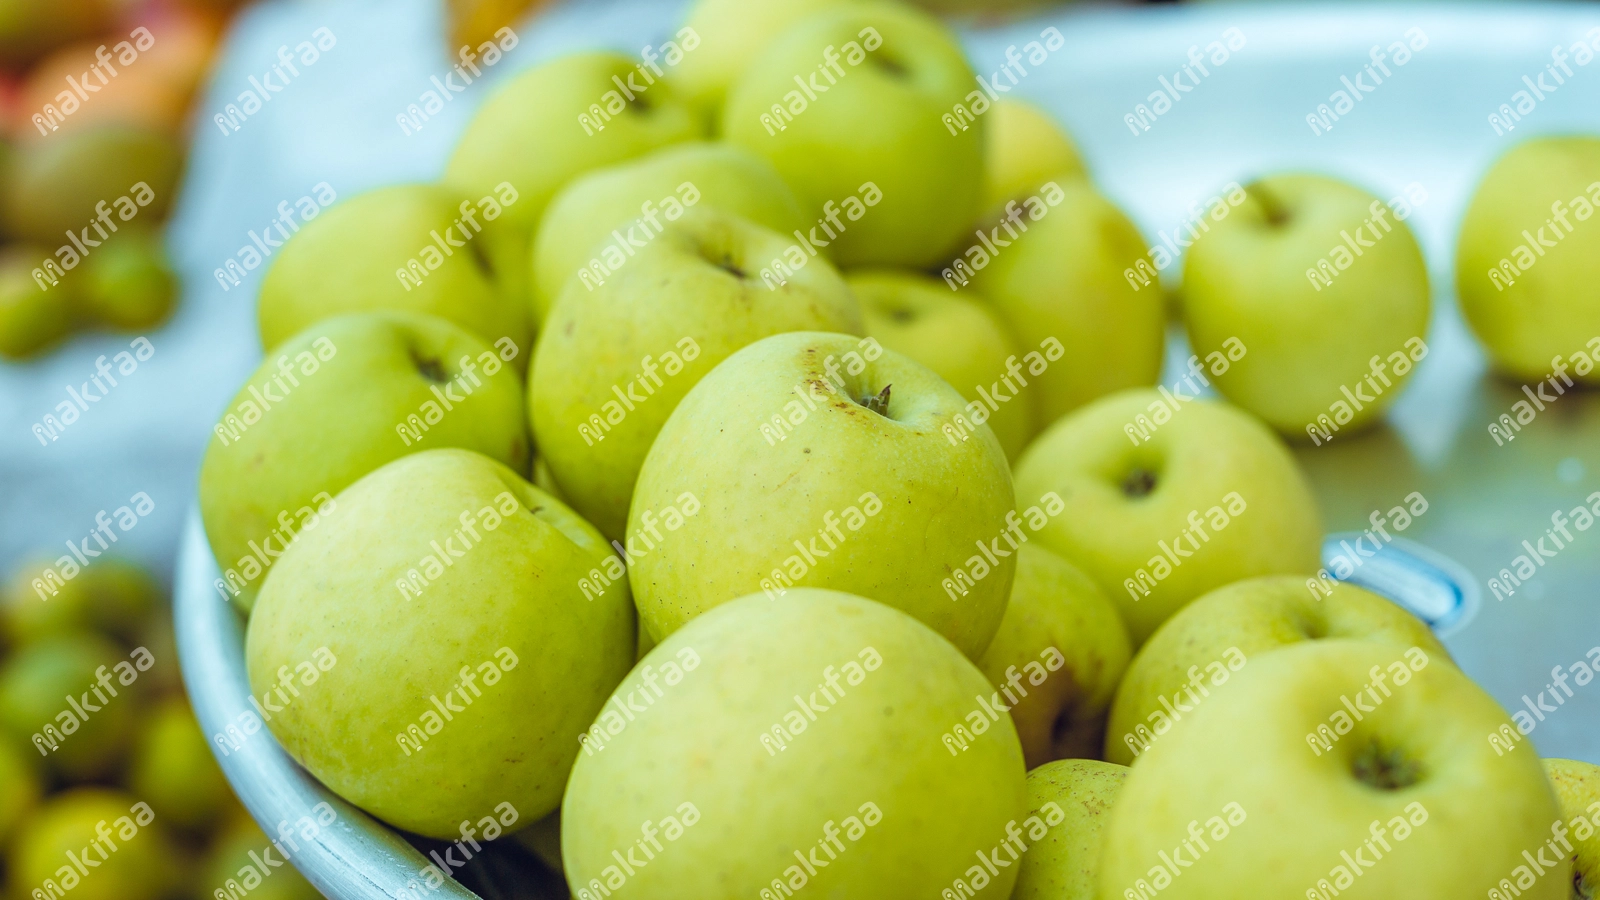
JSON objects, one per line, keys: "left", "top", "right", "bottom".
{"left": 859, "top": 385, "right": 892, "bottom": 417}
{"left": 1253, "top": 183, "right": 1292, "bottom": 227}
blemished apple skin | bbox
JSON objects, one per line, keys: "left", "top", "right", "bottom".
{"left": 626, "top": 331, "right": 1016, "bottom": 660}
{"left": 531, "top": 207, "right": 862, "bottom": 539}
{"left": 1104, "top": 576, "right": 1449, "bottom": 766}
{"left": 1457, "top": 137, "right": 1600, "bottom": 383}
{"left": 1180, "top": 173, "right": 1430, "bottom": 437}
{"left": 1013, "top": 388, "right": 1322, "bottom": 645}
{"left": 969, "top": 179, "right": 1165, "bottom": 432}
{"left": 1100, "top": 640, "right": 1568, "bottom": 900}
{"left": 530, "top": 141, "right": 810, "bottom": 324}
{"left": 200, "top": 312, "right": 529, "bottom": 612}
{"left": 981, "top": 98, "right": 1087, "bottom": 214}
{"left": 1010, "top": 759, "right": 1127, "bottom": 900}
{"left": 257, "top": 184, "right": 530, "bottom": 357}
{"left": 1544, "top": 758, "right": 1600, "bottom": 899}
{"left": 561, "top": 590, "right": 1029, "bottom": 899}
{"left": 977, "top": 543, "right": 1130, "bottom": 768}
{"left": 723, "top": 3, "right": 984, "bottom": 268}
{"left": 246, "top": 449, "right": 634, "bottom": 840}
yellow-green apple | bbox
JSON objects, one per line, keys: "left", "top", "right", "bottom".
{"left": 0, "top": 633, "right": 141, "bottom": 779}
{"left": 1011, "top": 758, "right": 1127, "bottom": 900}
{"left": 245, "top": 449, "right": 634, "bottom": 838}
{"left": 723, "top": 3, "right": 984, "bottom": 267}
{"left": 982, "top": 98, "right": 1086, "bottom": 212}
{"left": 0, "top": 737, "right": 40, "bottom": 846}
{"left": 257, "top": 183, "right": 528, "bottom": 354}
{"left": 126, "top": 697, "right": 231, "bottom": 833}
{"left": 561, "top": 589, "right": 1028, "bottom": 898}
{"left": 1457, "top": 137, "right": 1600, "bottom": 383}
{"left": 7, "top": 789, "right": 178, "bottom": 900}
{"left": 1545, "top": 757, "right": 1600, "bottom": 899}
{"left": 199, "top": 312, "right": 528, "bottom": 612}
{"left": 531, "top": 207, "right": 861, "bottom": 539}
{"left": 530, "top": 141, "right": 809, "bottom": 323}
{"left": 76, "top": 224, "right": 176, "bottom": 329}
{"left": 1013, "top": 388, "right": 1322, "bottom": 644}
{"left": 1180, "top": 174, "right": 1430, "bottom": 437}
{"left": 976, "top": 543, "right": 1129, "bottom": 766}
{"left": 851, "top": 267, "right": 1033, "bottom": 460}
{"left": 444, "top": 52, "right": 702, "bottom": 313}
{"left": 0, "top": 244, "right": 75, "bottom": 359}
{"left": 968, "top": 179, "right": 1164, "bottom": 430}
{"left": 1105, "top": 576, "right": 1449, "bottom": 765}
{"left": 1101, "top": 639, "right": 1566, "bottom": 899}
{"left": 626, "top": 331, "right": 1016, "bottom": 658}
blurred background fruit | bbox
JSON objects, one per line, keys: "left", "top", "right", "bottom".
{"left": 0, "top": 244, "right": 73, "bottom": 358}
{"left": 7, "top": 787, "right": 180, "bottom": 900}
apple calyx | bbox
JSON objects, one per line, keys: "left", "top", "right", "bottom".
{"left": 1351, "top": 740, "right": 1422, "bottom": 791}
{"left": 414, "top": 354, "right": 449, "bottom": 384}
{"left": 858, "top": 384, "right": 892, "bottom": 417}
{"left": 1122, "top": 468, "right": 1157, "bottom": 498}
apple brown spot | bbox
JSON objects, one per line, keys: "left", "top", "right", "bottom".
{"left": 1122, "top": 468, "right": 1157, "bottom": 498}
{"left": 1351, "top": 740, "right": 1422, "bottom": 791}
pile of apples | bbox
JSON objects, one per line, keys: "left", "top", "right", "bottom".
{"left": 195, "top": 0, "right": 1599, "bottom": 897}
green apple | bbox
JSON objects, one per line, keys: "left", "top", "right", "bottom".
{"left": 1180, "top": 174, "right": 1430, "bottom": 437}
{"left": 627, "top": 330, "right": 1016, "bottom": 658}
{"left": 76, "top": 224, "right": 176, "bottom": 329}
{"left": 245, "top": 448, "right": 634, "bottom": 839}
{"left": 1457, "top": 137, "right": 1600, "bottom": 383}
{"left": 531, "top": 141, "right": 809, "bottom": 322}
{"left": 1, "top": 555, "right": 159, "bottom": 646}
{"left": 672, "top": 0, "right": 864, "bottom": 123}
{"left": 7, "top": 788, "right": 177, "bottom": 900}
{"left": 1012, "top": 758, "right": 1127, "bottom": 900}
{"left": 2, "top": 124, "right": 180, "bottom": 243}
{"left": 444, "top": 51, "right": 703, "bottom": 314}
{"left": 0, "top": 633, "right": 141, "bottom": 779}
{"left": 1100, "top": 639, "right": 1567, "bottom": 899}
{"left": 0, "top": 735, "right": 41, "bottom": 847}
{"left": 201, "top": 818, "right": 322, "bottom": 900}
{"left": 561, "top": 589, "right": 1028, "bottom": 898}
{"left": 531, "top": 206, "right": 861, "bottom": 539}
{"left": 127, "top": 697, "right": 231, "bottom": 833}
{"left": 968, "top": 178, "right": 1165, "bottom": 431}
{"left": 851, "top": 267, "right": 1033, "bottom": 460}
{"left": 723, "top": 3, "right": 984, "bottom": 267}
{"left": 0, "top": 243, "right": 75, "bottom": 359}
{"left": 1013, "top": 388, "right": 1322, "bottom": 644}
{"left": 200, "top": 311, "right": 528, "bottom": 612}
{"left": 257, "top": 183, "right": 528, "bottom": 354}
{"left": 1545, "top": 758, "right": 1600, "bottom": 900}
{"left": 982, "top": 98, "right": 1086, "bottom": 213}
{"left": 1105, "top": 575, "right": 1449, "bottom": 765}
{"left": 976, "top": 543, "right": 1129, "bottom": 766}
